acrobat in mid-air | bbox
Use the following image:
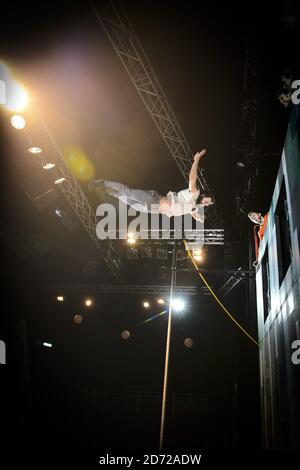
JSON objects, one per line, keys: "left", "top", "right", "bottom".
{"left": 88, "top": 150, "right": 215, "bottom": 220}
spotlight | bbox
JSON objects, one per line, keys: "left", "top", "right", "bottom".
{"left": 171, "top": 298, "right": 185, "bottom": 312}
{"left": 28, "top": 147, "right": 42, "bottom": 154}
{"left": 157, "top": 298, "right": 165, "bottom": 305}
{"left": 42, "top": 342, "right": 53, "bottom": 348}
{"left": 84, "top": 298, "right": 93, "bottom": 307}
{"left": 192, "top": 249, "right": 202, "bottom": 262}
{"left": 7, "top": 83, "right": 29, "bottom": 112}
{"left": 57, "top": 295, "right": 64, "bottom": 302}
{"left": 54, "top": 177, "right": 66, "bottom": 185}
{"left": 43, "top": 163, "right": 55, "bottom": 170}
{"left": 143, "top": 301, "right": 150, "bottom": 309}
{"left": 11, "top": 114, "right": 26, "bottom": 129}
{"left": 127, "top": 232, "right": 136, "bottom": 244}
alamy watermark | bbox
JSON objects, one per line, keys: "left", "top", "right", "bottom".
{"left": 291, "top": 339, "right": 300, "bottom": 365}
{"left": 95, "top": 200, "right": 205, "bottom": 246}
{"left": 291, "top": 80, "right": 300, "bottom": 105}
{"left": 0, "top": 340, "right": 6, "bottom": 365}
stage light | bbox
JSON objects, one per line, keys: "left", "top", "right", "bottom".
{"left": 10, "top": 114, "right": 25, "bottom": 129}
{"left": 42, "top": 342, "right": 52, "bottom": 348}
{"left": 157, "top": 298, "right": 165, "bottom": 305}
{"left": 54, "top": 177, "right": 66, "bottom": 185}
{"left": 84, "top": 298, "right": 93, "bottom": 307}
{"left": 7, "top": 84, "right": 28, "bottom": 112}
{"left": 28, "top": 147, "right": 42, "bottom": 154}
{"left": 0, "top": 62, "right": 29, "bottom": 112}
{"left": 192, "top": 249, "right": 202, "bottom": 262}
{"left": 171, "top": 298, "right": 185, "bottom": 312}
{"left": 43, "top": 163, "right": 55, "bottom": 170}
{"left": 143, "top": 301, "right": 150, "bottom": 308}
{"left": 127, "top": 232, "right": 136, "bottom": 244}
{"left": 57, "top": 295, "right": 64, "bottom": 302}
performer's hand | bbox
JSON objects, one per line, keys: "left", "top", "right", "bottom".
{"left": 194, "top": 149, "right": 206, "bottom": 161}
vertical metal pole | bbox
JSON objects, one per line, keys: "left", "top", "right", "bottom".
{"left": 159, "top": 240, "right": 177, "bottom": 450}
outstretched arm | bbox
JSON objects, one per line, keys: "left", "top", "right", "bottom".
{"left": 189, "top": 149, "right": 206, "bottom": 193}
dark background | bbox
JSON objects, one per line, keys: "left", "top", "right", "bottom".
{"left": 0, "top": 0, "right": 298, "bottom": 452}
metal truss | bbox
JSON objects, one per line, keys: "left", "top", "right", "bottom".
{"left": 184, "top": 229, "right": 224, "bottom": 245}
{"left": 104, "top": 229, "right": 224, "bottom": 245}
{"left": 41, "top": 283, "right": 198, "bottom": 295}
{"left": 218, "top": 267, "right": 247, "bottom": 296}
{"left": 91, "top": 1, "right": 220, "bottom": 225}
{"left": 39, "top": 118, "right": 122, "bottom": 277}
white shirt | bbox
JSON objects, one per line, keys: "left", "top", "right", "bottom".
{"left": 162, "top": 188, "right": 200, "bottom": 217}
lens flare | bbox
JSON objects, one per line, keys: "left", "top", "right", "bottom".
{"left": 63, "top": 145, "right": 95, "bottom": 181}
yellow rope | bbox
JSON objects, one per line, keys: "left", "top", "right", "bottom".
{"left": 183, "top": 240, "right": 259, "bottom": 347}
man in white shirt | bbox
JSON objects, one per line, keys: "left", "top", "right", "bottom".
{"left": 89, "top": 149, "right": 214, "bottom": 220}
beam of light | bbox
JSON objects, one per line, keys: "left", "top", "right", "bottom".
{"left": 63, "top": 145, "right": 95, "bottom": 181}
{"left": 138, "top": 310, "right": 167, "bottom": 326}
{"left": 11, "top": 114, "right": 26, "bottom": 129}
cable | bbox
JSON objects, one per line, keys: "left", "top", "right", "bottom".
{"left": 183, "top": 240, "right": 259, "bottom": 347}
